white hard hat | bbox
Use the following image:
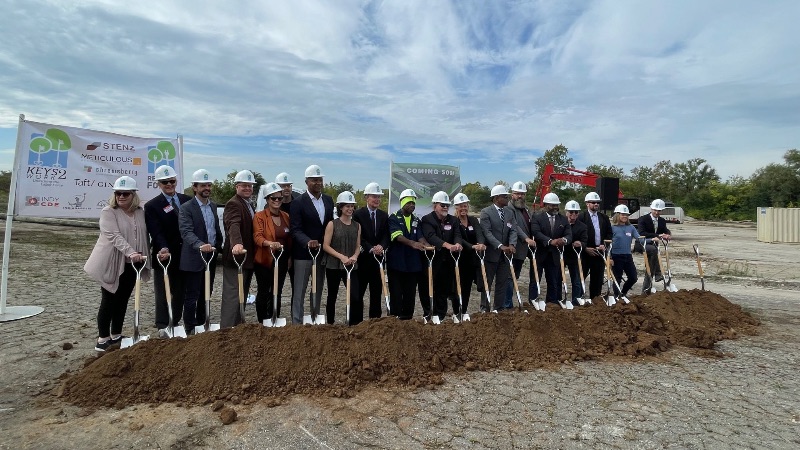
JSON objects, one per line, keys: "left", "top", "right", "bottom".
{"left": 234, "top": 170, "right": 255, "bottom": 184}
{"left": 113, "top": 176, "right": 138, "bottom": 191}
{"left": 650, "top": 199, "right": 666, "bottom": 210}
{"left": 275, "top": 172, "right": 292, "bottom": 184}
{"left": 543, "top": 192, "right": 561, "bottom": 204}
{"left": 261, "top": 182, "right": 282, "bottom": 198}
{"left": 431, "top": 191, "right": 451, "bottom": 205}
{"left": 364, "top": 182, "right": 383, "bottom": 195}
{"left": 304, "top": 164, "right": 325, "bottom": 178}
{"left": 614, "top": 204, "right": 630, "bottom": 214}
{"left": 192, "top": 169, "right": 213, "bottom": 183}
{"left": 336, "top": 191, "right": 356, "bottom": 204}
{"left": 565, "top": 200, "right": 581, "bottom": 211}
{"left": 511, "top": 181, "right": 527, "bottom": 193}
{"left": 154, "top": 165, "right": 178, "bottom": 181}
{"left": 453, "top": 193, "right": 470, "bottom": 205}
{"left": 399, "top": 189, "right": 417, "bottom": 199}
{"left": 490, "top": 185, "right": 509, "bottom": 197}
{"left": 585, "top": 192, "right": 601, "bottom": 202}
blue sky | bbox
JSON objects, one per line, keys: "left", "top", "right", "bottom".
{"left": 1, "top": 0, "right": 798, "bottom": 190}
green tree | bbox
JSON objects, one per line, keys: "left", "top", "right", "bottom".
{"left": 460, "top": 182, "right": 491, "bottom": 211}
{"left": 532, "top": 144, "right": 574, "bottom": 204}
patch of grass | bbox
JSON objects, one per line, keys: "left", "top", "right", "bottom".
{"left": 717, "top": 260, "right": 757, "bottom": 277}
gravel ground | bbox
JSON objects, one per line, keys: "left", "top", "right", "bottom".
{"left": 0, "top": 219, "right": 798, "bottom": 449}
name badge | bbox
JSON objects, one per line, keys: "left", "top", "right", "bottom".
{"left": 284, "top": 228, "right": 290, "bottom": 233}
{"left": 506, "top": 222, "right": 512, "bottom": 229}
{"left": 163, "top": 205, "right": 174, "bottom": 213}
{"left": 443, "top": 224, "right": 452, "bottom": 231}
{"left": 625, "top": 232, "right": 632, "bottom": 237}
{"left": 467, "top": 226, "right": 473, "bottom": 231}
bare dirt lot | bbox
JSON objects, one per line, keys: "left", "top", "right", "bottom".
{"left": 0, "top": 219, "right": 799, "bottom": 449}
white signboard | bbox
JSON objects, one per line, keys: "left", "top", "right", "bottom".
{"left": 13, "top": 120, "right": 182, "bottom": 218}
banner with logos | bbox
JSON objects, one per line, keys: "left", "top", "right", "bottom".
{"left": 13, "top": 120, "right": 182, "bottom": 218}
{"left": 388, "top": 162, "right": 461, "bottom": 216}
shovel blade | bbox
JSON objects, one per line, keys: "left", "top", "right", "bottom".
{"left": 194, "top": 324, "right": 220, "bottom": 334}
{"left": 303, "top": 314, "right": 325, "bottom": 325}
{"left": 462, "top": 313, "right": 471, "bottom": 322}
{"left": 669, "top": 283, "right": 679, "bottom": 292}
{"left": 121, "top": 335, "right": 149, "bottom": 349}
{"left": 263, "top": 318, "right": 287, "bottom": 327}
{"left": 606, "top": 296, "right": 616, "bottom": 306}
{"left": 168, "top": 327, "right": 187, "bottom": 338}
{"left": 431, "top": 316, "right": 441, "bottom": 325}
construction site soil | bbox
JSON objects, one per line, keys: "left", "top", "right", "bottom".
{"left": 60, "top": 290, "right": 758, "bottom": 409}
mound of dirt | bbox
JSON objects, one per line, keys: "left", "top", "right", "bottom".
{"left": 60, "top": 290, "right": 758, "bottom": 408}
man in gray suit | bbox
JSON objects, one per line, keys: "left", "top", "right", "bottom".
{"left": 479, "top": 185, "right": 517, "bottom": 311}
{"left": 179, "top": 169, "right": 223, "bottom": 334}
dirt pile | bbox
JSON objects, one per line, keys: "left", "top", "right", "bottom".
{"left": 60, "top": 290, "right": 758, "bottom": 408}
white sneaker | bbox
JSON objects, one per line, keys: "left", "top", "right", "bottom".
{"left": 532, "top": 300, "right": 541, "bottom": 311}
{"left": 462, "top": 313, "right": 471, "bottom": 322}
{"left": 575, "top": 298, "right": 586, "bottom": 306}
{"left": 537, "top": 300, "right": 546, "bottom": 311}
{"left": 565, "top": 300, "right": 574, "bottom": 310}
{"left": 452, "top": 315, "right": 460, "bottom": 324}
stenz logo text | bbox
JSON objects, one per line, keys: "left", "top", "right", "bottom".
{"left": 27, "top": 167, "right": 67, "bottom": 180}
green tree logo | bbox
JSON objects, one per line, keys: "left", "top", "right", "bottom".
{"left": 28, "top": 128, "right": 72, "bottom": 168}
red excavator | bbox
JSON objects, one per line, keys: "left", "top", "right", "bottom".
{"left": 532, "top": 164, "right": 640, "bottom": 214}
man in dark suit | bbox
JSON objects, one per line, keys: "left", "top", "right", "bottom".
{"left": 179, "top": 169, "right": 223, "bottom": 334}
{"left": 531, "top": 193, "right": 572, "bottom": 310}
{"left": 508, "top": 181, "right": 537, "bottom": 307}
{"left": 290, "top": 164, "right": 334, "bottom": 324}
{"left": 576, "top": 192, "right": 612, "bottom": 301}
{"left": 479, "top": 185, "right": 517, "bottom": 312}
{"left": 145, "top": 165, "right": 192, "bottom": 337}
{"left": 353, "top": 182, "right": 390, "bottom": 318}
{"left": 637, "top": 198, "right": 672, "bottom": 293}
{"left": 563, "top": 200, "right": 589, "bottom": 305}
{"left": 420, "top": 191, "right": 463, "bottom": 322}
{"left": 220, "top": 170, "right": 257, "bottom": 327}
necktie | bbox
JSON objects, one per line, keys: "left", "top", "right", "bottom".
{"left": 549, "top": 214, "right": 555, "bottom": 234}
{"left": 499, "top": 207, "right": 505, "bottom": 222}
{"left": 171, "top": 197, "right": 179, "bottom": 211}
{"left": 591, "top": 214, "right": 600, "bottom": 245}
{"left": 371, "top": 211, "right": 376, "bottom": 234}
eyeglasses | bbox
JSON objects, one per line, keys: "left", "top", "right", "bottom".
{"left": 115, "top": 192, "right": 132, "bottom": 197}
{"left": 438, "top": 204, "right": 450, "bottom": 208}
{"left": 267, "top": 196, "right": 283, "bottom": 201}
{"left": 160, "top": 179, "right": 177, "bottom": 185}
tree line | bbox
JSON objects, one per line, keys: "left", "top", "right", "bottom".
{"left": 2, "top": 146, "right": 798, "bottom": 221}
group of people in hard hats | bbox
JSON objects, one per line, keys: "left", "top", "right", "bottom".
{"left": 84, "top": 164, "right": 674, "bottom": 351}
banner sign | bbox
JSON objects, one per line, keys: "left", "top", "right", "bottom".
{"left": 388, "top": 162, "right": 461, "bottom": 216}
{"left": 13, "top": 120, "right": 181, "bottom": 218}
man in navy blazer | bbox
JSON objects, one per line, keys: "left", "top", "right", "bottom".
{"left": 531, "top": 193, "right": 572, "bottom": 310}
{"left": 290, "top": 164, "right": 334, "bottom": 324}
{"left": 179, "top": 169, "right": 223, "bottom": 333}
{"left": 144, "top": 165, "right": 192, "bottom": 336}
{"left": 353, "top": 182, "right": 390, "bottom": 319}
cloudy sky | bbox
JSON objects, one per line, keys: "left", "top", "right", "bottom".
{"left": 1, "top": 0, "right": 798, "bottom": 190}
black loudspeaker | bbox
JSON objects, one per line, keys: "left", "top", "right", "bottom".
{"left": 595, "top": 177, "right": 619, "bottom": 211}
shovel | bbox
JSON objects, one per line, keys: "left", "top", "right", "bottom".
{"left": 601, "top": 241, "right": 617, "bottom": 307}
{"left": 477, "top": 249, "right": 495, "bottom": 314}
{"left": 195, "top": 248, "right": 220, "bottom": 334}
{"left": 303, "top": 246, "right": 326, "bottom": 325}
{"left": 122, "top": 258, "right": 149, "bottom": 348}
{"left": 374, "top": 250, "right": 391, "bottom": 315}
{"left": 451, "top": 250, "right": 465, "bottom": 322}
{"left": 557, "top": 246, "right": 573, "bottom": 310}
{"left": 505, "top": 253, "right": 528, "bottom": 314}
{"left": 654, "top": 240, "right": 673, "bottom": 293}
{"left": 528, "top": 246, "right": 544, "bottom": 311}
{"left": 344, "top": 262, "right": 355, "bottom": 325}
{"left": 157, "top": 253, "right": 186, "bottom": 338}
{"left": 264, "top": 246, "right": 287, "bottom": 327}
{"left": 574, "top": 245, "right": 590, "bottom": 305}
{"left": 662, "top": 239, "right": 679, "bottom": 292}
{"left": 423, "top": 247, "right": 440, "bottom": 324}
{"left": 692, "top": 243, "right": 705, "bottom": 290}
{"left": 233, "top": 250, "right": 247, "bottom": 325}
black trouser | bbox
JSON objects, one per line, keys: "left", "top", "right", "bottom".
{"left": 97, "top": 263, "right": 136, "bottom": 338}
{"left": 358, "top": 257, "right": 384, "bottom": 319}
{"left": 581, "top": 250, "right": 606, "bottom": 299}
{"left": 418, "top": 266, "right": 432, "bottom": 317}
{"left": 182, "top": 259, "right": 217, "bottom": 329}
{"left": 432, "top": 256, "right": 455, "bottom": 320}
{"left": 388, "top": 269, "right": 420, "bottom": 320}
{"left": 540, "top": 256, "right": 562, "bottom": 302}
{"left": 325, "top": 268, "right": 362, "bottom": 325}
{"left": 611, "top": 253, "right": 638, "bottom": 296}
{"left": 253, "top": 258, "right": 289, "bottom": 322}
{"left": 564, "top": 258, "right": 584, "bottom": 301}
{"left": 153, "top": 263, "right": 186, "bottom": 329}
